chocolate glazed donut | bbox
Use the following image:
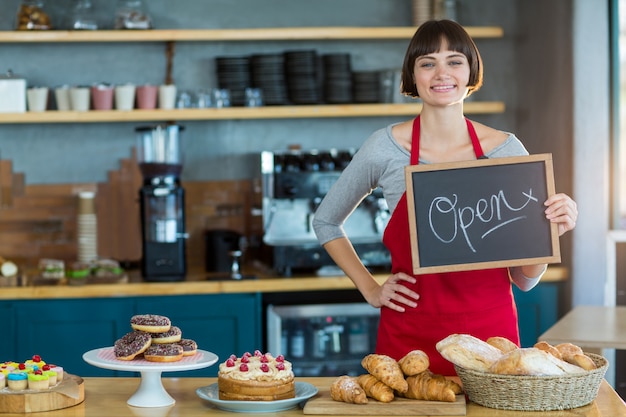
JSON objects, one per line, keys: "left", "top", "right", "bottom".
{"left": 114, "top": 331, "right": 152, "bottom": 360}
{"left": 130, "top": 314, "right": 171, "bottom": 333}
{"left": 144, "top": 343, "right": 184, "bottom": 362}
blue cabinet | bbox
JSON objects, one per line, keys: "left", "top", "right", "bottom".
{"left": 9, "top": 293, "right": 262, "bottom": 377}
{"left": 513, "top": 282, "right": 560, "bottom": 348}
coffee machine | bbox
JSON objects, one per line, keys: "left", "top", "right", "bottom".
{"left": 136, "top": 124, "right": 188, "bottom": 282}
{"left": 261, "top": 148, "right": 391, "bottom": 276}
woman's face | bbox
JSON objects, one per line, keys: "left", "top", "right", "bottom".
{"left": 413, "top": 40, "right": 471, "bottom": 105}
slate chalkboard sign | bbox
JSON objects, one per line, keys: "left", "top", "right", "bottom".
{"left": 405, "top": 154, "right": 560, "bottom": 274}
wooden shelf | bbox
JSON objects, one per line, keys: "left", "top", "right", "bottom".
{"left": 0, "top": 102, "right": 505, "bottom": 124}
{"left": 0, "top": 26, "right": 503, "bottom": 43}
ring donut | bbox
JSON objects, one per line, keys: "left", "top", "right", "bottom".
{"left": 130, "top": 314, "right": 171, "bottom": 333}
{"left": 179, "top": 339, "right": 198, "bottom": 356}
{"left": 151, "top": 326, "right": 182, "bottom": 344}
{"left": 144, "top": 343, "right": 184, "bottom": 362}
{"left": 114, "top": 331, "right": 152, "bottom": 360}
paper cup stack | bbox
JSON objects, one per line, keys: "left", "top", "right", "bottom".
{"left": 412, "top": 0, "right": 433, "bottom": 26}
{"left": 77, "top": 191, "right": 98, "bottom": 263}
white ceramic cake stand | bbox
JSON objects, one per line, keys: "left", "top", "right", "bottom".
{"left": 83, "top": 347, "right": 218, "bottom": 408}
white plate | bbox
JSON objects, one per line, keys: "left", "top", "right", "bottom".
{"left": 196, "top": 381, "right": 318, "bottom": 413}
{"left": 82, "top": 347, "right": 218, "bottom": 373}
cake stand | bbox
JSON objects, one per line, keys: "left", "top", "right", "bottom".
{"left": 83, "top": 347, "right": 218, "bottom": 408}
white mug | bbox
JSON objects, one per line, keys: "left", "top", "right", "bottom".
{"left": 115, "top": 83, "right": 136, "bottom": 111}
{"left": 54, "top": 86, "right": 71, "bottom": 111}
{"left": 69, "top": 86, "right": 91, "bottom": 111}
{"left": 26, "top": 87, "right": 49, "bottom": 112}
{"left": 158, "top": 84, "right": 177, "bottom": 109}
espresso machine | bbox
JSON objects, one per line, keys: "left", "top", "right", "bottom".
{"left": 136, "top": 124, "right": 188, "bottom": 282}
{"left": 261, "top": 148, "right": 391, "bottom": 276}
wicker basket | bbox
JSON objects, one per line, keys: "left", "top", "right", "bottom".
{"left": 455, "top": 352, "right": 608, "bottom": 411}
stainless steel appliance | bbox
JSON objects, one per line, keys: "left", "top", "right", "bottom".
{"left": 261, "top": 149, "right": 391, "bottom": 276}
{"left": 266, "top": 302, "right": 380, "bottom": 376}
{"left": 136, "top": 124, "right": 188, "bottom": 282}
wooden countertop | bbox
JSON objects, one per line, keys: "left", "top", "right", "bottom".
{"left": 0, "top": 266, "right": 568, "bottom": 301}
{"left": 0, "top": 376, "right": 621, "bottom": 417}
{"left": 539, "top": 305, "right": 626, "bottom": 349}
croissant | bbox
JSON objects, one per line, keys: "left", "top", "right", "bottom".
{"left": 398, "top": 350, "right": 430, "bottom": 376}
{"left": 361, "top": 354, "right": 408, "bottom": 393}
{"left": 429, "top": 372, "right": 463, "bottom": 395}
{"left": 401, "top": 370, "right": 457, "bottom": 402}
{"left": 356, "top": 374, "right": 395, "bottom": 403}
{"left": 330, "top": 375, "right": 368, "bottom": 404}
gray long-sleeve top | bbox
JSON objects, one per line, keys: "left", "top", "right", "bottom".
{"left": 312, "top": 122, "right": 545, "bottom": 291}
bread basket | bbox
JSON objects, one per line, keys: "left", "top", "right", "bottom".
{"left": 455, "top": 352, "right": 608, "bottom": 411}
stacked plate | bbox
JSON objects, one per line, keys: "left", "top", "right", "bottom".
{"left": 215, "top": 56, "right": 251, "bottom": 106}
{"left": 284, "top": 50, "right": 322, "bottom": 104}
{"left": 250, "top": 54, "right": 289, "bottom": 105}
{"left": 322, "top": 53, "right": 353, "bottom": 104}
{"left": 352, "top": 71, "right": 381, "bottom": 103}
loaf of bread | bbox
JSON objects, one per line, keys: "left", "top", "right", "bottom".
{"left": 486, "top": 336, "right": 518, "bottom": 353}
{"left": 436, "top": 334, "right": 503, "bottom": 372}
{"left": 488, "top": 347, "right": 587, "bottom": 376}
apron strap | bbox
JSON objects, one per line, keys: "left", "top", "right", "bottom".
{"left": 410, "top": 116, "right": 486, "bottom": 165}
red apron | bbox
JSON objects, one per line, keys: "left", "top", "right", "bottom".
{"left": 377, "top": 116, "right": 520, "bottom": 376}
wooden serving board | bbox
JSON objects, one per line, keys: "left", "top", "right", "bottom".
{"left": 0, "top": 374, "right": 85, "bottom": 413}
{"left": 303, "top": 387, "right": 466, "bottom": 416}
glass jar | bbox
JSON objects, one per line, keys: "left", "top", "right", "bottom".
{"left": 70, "top": 0, "right": 99, "bottom": 30}
{"left": 15, "top": 0, "right": 52, "bottom": 30}
{"left": 114, "top": 0, "right": 152, "bottom": 30}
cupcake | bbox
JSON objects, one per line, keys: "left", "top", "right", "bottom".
{"left": 47, "top": 364, "right": 63, "bottom": 382}
{"left": 25, "top": 354, "right": 46, "bottom": 369}
{"left": 43, "top": 369, "right": 57, "bottom": 386}
{"left": 28, "top": 371, "right": 49, "bottom": 390}
{"left": 7, "top": 371, "right": 28, "bottom": 390}
{"left": 0, "top": 372, "right": 5, "bottom": 388}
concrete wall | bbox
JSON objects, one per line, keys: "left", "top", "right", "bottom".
{"left": 0, "top": 0, "right": 518, "bottom": 184}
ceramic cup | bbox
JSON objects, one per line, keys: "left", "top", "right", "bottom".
{"left": 115, "top": 83, "right": 136, "bottom": 110}
{"left": 136, "top": 84, "right": 158, "bottom": 109}
{"left": 69, "top": 86, "right": 91, "bottom": 111}
{"left": 26, "top": 87, "right": 49, "bottom": 112}
{"left": 54, "top": 86, "right": 71, "bottom": 111}
{"left": 158, "top": 84, "right": 177, "bottom": 109}
{"left": 91, "top": 84, "right": 114, "bottom": 110}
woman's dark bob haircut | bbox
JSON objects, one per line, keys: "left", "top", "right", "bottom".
{"left": 401, "top": 19, "right": 483, "bottom": 98}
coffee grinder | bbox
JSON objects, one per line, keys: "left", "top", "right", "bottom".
{"left": 136, "top": 124, "right": 188, "bottom": 281}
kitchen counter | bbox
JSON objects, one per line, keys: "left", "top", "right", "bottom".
{"left": 0, "top": 376, "right": 622, "bottom": 417}
{"left": 0, "top": 266, "right": 568, "bottom": 300}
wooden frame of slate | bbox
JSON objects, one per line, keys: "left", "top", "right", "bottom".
{"left": 404, "top": 153, "right": 561, "bottom": 274}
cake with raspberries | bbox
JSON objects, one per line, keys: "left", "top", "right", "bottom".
{"left": 217, "top": 350, "right": 295, "bottom": 401}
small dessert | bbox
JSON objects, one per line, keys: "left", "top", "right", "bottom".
{"left": 130, "top": 314, "right": 171, "bottom": 333}
{"left": 143, "top": 343, "right": 184, "bottom": 362}
{"left": 25, "top": 354, "right": 46, "bottom": 369}
{"left": 0, "top": 372, "right": 5, "bottom": 388}
{"left": 46, "top": 364, "right": 64, "bottom": 382}
{"left": 114, "top": 331, "right": 152, "bottom": 360}
{"left": 43, "top": 369, "right": 58, "bottom": 385}
{"left": 179, "top": 339, "right": 198, "bottom": 356}
{"left": 39, "top": 259, "right": 65, "bottom": 279}
{"left": 7, "top": 371, "right": 28, "bottom": 390}
{"left": 151, "top": 326, "right": 182, "bottom": 344}
{"left": 28, "top": 371, "right": 49, "bottom": 390}
{"left": 218, "top": 350, "right": 295, "bottom": 401}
